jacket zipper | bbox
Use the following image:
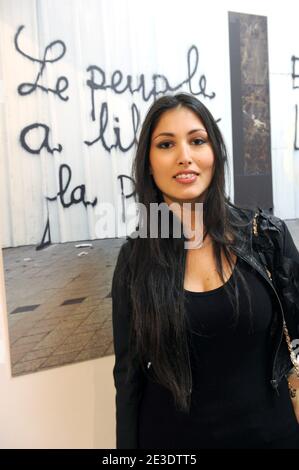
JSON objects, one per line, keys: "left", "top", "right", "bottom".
{"left": 232, "top": 249, "right": 285, "bottom": 395}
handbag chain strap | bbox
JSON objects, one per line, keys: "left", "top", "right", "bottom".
{"left": 282, "top": 320, "right": 299, "bottom": 376}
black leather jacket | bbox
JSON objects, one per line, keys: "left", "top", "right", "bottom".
{"left": 112, "top": 204, "right": 299, "bottom": 449}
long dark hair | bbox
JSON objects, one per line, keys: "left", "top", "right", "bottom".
{"left": 116, "top": 93, "right": 252, "bottom": 412}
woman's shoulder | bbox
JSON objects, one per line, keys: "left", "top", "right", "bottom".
{"left": 226, "top": 201, "right": 284, "bottom": 230}
{"left": 254, "top": 207, "right": 284, "bottom": 231}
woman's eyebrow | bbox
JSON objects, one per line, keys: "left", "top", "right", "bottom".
{"left": 152, "top": 132, "right": 174, "bottom": 140}
{"left": 188, "top": 128, "right": 207, "bottom": 135}
{"left": 152, "top": 128, "right": 207, "bottom": 141}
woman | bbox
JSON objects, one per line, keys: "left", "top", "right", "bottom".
{"left": 112, "top": 93, "right": 299, "bottom": 449}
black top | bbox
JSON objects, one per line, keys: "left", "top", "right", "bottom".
{"left": 138, "top": 257, "right": 299, "bottom": 449}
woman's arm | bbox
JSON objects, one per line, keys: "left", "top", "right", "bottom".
{"left": 112, "top": 242, "right": 144, "bottom": 449}
{"left": 282, "top": 221, "right": 299, "bottom": 263}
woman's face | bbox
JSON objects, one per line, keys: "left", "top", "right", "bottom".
{"left": 149, "top": 106, "right": 215, "bottom": 206}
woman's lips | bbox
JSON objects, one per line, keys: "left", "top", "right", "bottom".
{"left": 174, "top": 173, "right": 198, "bottom": 184}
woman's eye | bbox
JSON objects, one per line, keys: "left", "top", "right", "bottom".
{"left": 192, "top": 138, "right": 205, "bottom": 145}
{"left": 157, "top": 141, "right": 173, "bottom": 149}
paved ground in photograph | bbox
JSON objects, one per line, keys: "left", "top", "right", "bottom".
{"left": 2, "top": 218, "right": 299, "bottom": 377}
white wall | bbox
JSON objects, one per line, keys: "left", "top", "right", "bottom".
{"left": 0, "top": 241, "right": 116, "bottom": 448}
{"left": 268, "top": 7, "right": 299, "bottom": 219}
{"left": 0, "top": 0, "right": 299, "bottom": 449}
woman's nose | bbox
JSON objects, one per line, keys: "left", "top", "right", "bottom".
{"left": 176, "top": 143, "right": 192, "bottom": 165}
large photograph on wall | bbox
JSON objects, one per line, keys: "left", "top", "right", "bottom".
{"left": 0, "top": 0, "right": 232, "bottom": 376}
